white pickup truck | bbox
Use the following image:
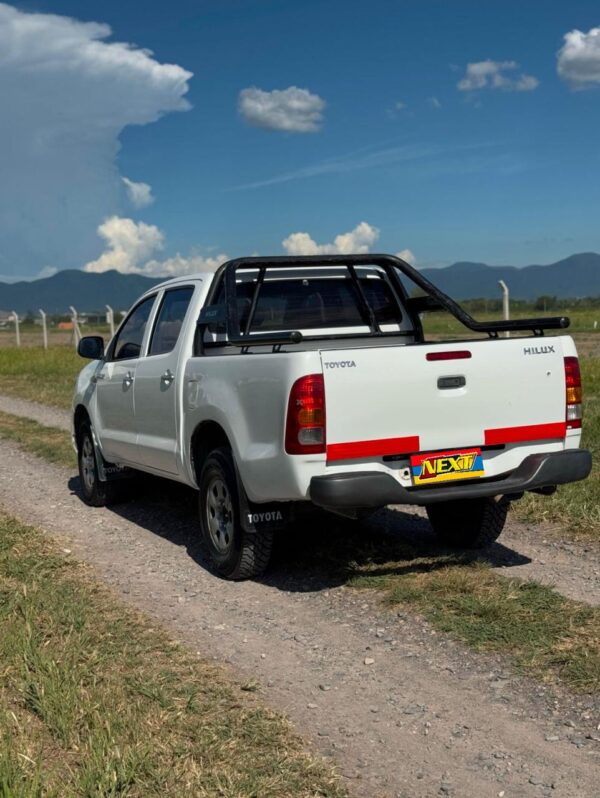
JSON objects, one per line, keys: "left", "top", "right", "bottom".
{"left": 73, "top": 254, "right": 591, "bottom": 579}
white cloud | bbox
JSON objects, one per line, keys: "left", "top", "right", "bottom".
{"left": 395, "top": 249, "right": 416, "bottom": 265}
{"left": 143, "top": 252, "right": 227, "bottom": 276}
{"left": 0, "top": 3, "right": 191, "bottom": 278}
{"left": 83, "top": 216, "right": 226, "bottom": 276}
{"left": 457, "top": 60, "right": 539, "bottom": 92}
{"left": 122, "top": 177, "right": 154, "bottom": 208}
{"left": 558, "top": 27, "right": 600, "bottom": 88}
{"left": 282, "top": 222, "right": 380, "bottom": 256}
{"left": 238, "top": 86, "right": 325, "bottom": 132}
{"left": 427, "top": 97, "right": 442, "bottom": 108}
{"left": 84, "top": 217, "right": 165, "bottom": 273}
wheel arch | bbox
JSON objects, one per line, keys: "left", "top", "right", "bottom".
{"left": 190, "top": 420, "right": 232, "bottom": 486}
{"left": 73, "top": 404, "right": 90, "bottom": 441}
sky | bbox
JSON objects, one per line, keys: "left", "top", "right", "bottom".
{"left": 2, "top": 0, "right": 600, "bottom": 280}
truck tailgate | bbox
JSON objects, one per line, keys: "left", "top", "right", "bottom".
{"left": 320, "top": 338, "right": 567, "bottom": 461}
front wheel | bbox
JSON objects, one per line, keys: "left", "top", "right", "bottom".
{"left": 77, "top": 421, "right": 124, "bottom": 507}
{"left": 198, "top": 447, "right": 273, "bottom": 580}
{"left": 426, "top": 496, "right": 510, "bottom": 549}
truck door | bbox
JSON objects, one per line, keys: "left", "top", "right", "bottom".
{"left": 94, "top": 294, "right": 156, "bottom": 464}
{"left": 133, "top": 285, "right": 195, "bottom": 474}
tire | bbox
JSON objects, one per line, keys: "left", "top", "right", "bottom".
{"left": 198, "top": 447, "right": 273, "bottom": 580}
{"left": 77, "top": 421, "right": 124, "bottom": 507}
{"left": 426, "top": 496, "right": 510, "bottom": 549}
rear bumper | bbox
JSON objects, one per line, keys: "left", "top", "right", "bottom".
{"left": 309, "top": 449, "right": 592, "bottom": 508}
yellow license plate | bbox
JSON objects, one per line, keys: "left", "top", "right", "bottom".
{"left": 410, "top": 448, "right": 484, "bottom": 485}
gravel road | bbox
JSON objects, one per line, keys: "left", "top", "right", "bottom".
{"left": 0, "top": 394, "right": 72, "bottom": 432}
{"left": 0, "top": 429, "right": 598, "bottom": 797}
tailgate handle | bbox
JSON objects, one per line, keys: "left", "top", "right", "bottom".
{"left": 438, "top": 375, "right": 466, "bottom": 390}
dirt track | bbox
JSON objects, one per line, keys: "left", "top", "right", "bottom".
{"left": 0, "top": 402, "right": 599, "bottom": 797}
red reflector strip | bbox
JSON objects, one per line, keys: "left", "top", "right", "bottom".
{"left": 485, "top": 422, "right": 566, "bottom": 446}
{"left": 426, "top": 350, "right": 472, "bottom": 361}
{"left": 327, "top": 435, "right": 420, "bottom": 461}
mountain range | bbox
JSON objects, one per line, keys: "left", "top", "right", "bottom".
{"left": 1, "top": 252, "right": 600, "bottom": 314}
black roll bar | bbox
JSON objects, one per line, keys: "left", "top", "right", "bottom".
{"left": 208, "top": 253, "right": 568, "bottom": 346}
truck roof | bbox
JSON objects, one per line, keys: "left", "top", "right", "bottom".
{"left": 144, "top": 271, "right": 214, "bottom": 294}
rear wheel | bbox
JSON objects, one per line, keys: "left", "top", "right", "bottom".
{"left": 199, "top": 447, "right": 273, "bottom": 580}
{"left": 426, "top": 496, "right": 509, "bottom": 549}
{"left": 77, "top": 421, "right": 124, "bottom": 507}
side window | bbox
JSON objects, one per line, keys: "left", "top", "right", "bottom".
{"left": 112, "top": 296, "right": 156, "bottom": 361}
{"left": 149, "top": 286, "right": 194, "bottom": 356}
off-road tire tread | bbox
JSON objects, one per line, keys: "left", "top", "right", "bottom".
{"left": 234, "top": 528, "right": 274, "bottom": 580}
{"left": 426, "top": 496, "right": 509, "bottom": 549}
{"left": 199, "top": 447, "right": 274, "bottom": 580}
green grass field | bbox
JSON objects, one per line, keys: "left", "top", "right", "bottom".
{"left": 515, "top": 355, "right": 600, "bottom": 538}
{"left": 0, "top": 346, "right": 81, "bottom": 408}
{"left": 421, "top": 306, "right": 600, "bottom": 339}
{"left": 0, "top": 513, "right": 346, "bottom": 797}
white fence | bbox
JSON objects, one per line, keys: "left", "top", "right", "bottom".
{"left": 3, "top": 305, "right": 119, "bottom": 349}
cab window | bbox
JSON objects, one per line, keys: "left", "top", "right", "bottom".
{"left": 112, "top": 295, "right": 155, "bottom": 360}
{"left": 149, "top": 286, "right": 194, "bottom": 356}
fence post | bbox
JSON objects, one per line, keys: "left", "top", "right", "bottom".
{"left": 498, "top": 280, "right": 510, "bottom": 339}
{"left": 106, "top": 305, "right": 115, "bottom": 338}
{"left": 69, "top": 306, "right": 81, "bottom": 349}
{"left": 11, "top": 311, "right": 20, "bottom": 347}
{"left": 39, "top": 309, "right": 48, "bottom": 350}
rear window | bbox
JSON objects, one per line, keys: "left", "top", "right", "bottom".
{"left": 211, "top": 275, "right": 403, "bottom": 334}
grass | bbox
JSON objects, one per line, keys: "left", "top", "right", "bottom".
{"left": 279, "top": 516, "right": 600, "bottom": 694}
{"left": 349, "top": 557, "right": 600, "bottom": 693}
{"left": 0, "top": 512, "right": 346, "bottom": 797}
{"left": 0, "top": 411, "right": 75, "bottom": 468}
{"left": 420, "top": 305, "right": 600, "bottom": 337}
{"left": 514, "top": 356, "right": 600, "bottom": 540}
{"left": 0, "top": 346, "right": 81, "bottom": 409}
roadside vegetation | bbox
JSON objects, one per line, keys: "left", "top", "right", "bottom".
{"left": 350, "top": 556, "right": 600, "bottom": 693}
{"left": 0, "top": 512, "right": 346, "bottom": 797}
{"left": 0, "top": 345, "right": 80, "bottom": 408}
{"left": 420, "top": 300, "right": 600, "bottom": 338}
{"left": 0, "top": 411, "right": 74, "bottom": 467}
{"left": 514, "top": 355, "right": 600, "bottom": 540}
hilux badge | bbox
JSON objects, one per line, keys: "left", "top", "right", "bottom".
{"left": 523, "top": 345, "right": 555, "bottom": 355}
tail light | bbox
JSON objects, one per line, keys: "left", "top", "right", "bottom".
{"left": 285, "top": 374, "right": 326, "bottom": 454}
{"left": 564, "top": 356, "right": 583, "bottom": 430}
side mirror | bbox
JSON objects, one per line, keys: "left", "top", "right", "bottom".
{"left": 78, "top": 335, "right": 104, "bottom": 360}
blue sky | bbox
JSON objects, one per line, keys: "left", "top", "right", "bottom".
{"left": 2, "top": 0, "right": 600, "bottom": 279}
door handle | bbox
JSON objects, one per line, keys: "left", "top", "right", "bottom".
{"left": 123, "top": 371, "right": 134, "bottom": 387}
{"left": 161, "top": 369, "right": 175, "bottom": 385}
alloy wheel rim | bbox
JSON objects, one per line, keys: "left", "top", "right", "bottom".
{"left": 206, "top": 475, "right": 234, "bottom": 554}
{"left": 81, "top": 436, "right": 96, "bottom": 492}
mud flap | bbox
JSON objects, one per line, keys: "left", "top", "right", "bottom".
{"left": 232, "top": 462, "right": 291, "bottom": 533}
{"left": 89, "top": 425, "right": 134, "bottom": 483}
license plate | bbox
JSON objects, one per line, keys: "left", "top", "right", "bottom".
{"left": 410, "top": 448, "right": 484, "bottom": 485}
